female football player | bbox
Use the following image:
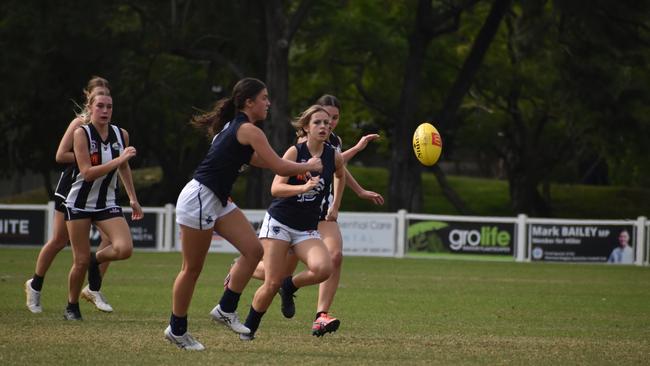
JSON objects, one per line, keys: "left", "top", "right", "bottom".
{"left": 239, "top": 104, "right": 345, "bottom": 340}
{"left": 63, "top": 88, "right": 142, "bottom": 321}
{"left": 25, "top": 77, "right": 115, "bottom": 314}
{"left": 165, "top": 78, "right": 321, "bottom": 351}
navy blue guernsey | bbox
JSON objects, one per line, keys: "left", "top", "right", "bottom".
{"left": 267, "top": 142, "right": 336, "bottom": 231}
{"left": 193, "top": 113, "right": 255, "bottom": 206}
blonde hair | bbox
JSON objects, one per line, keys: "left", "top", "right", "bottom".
{"left": 78, "top": 88, "right": 111, "bottom": 125}
{"left": 291, "top": 105, "right": 330, "bottom": 138}
{"left": 74, "top": 76, "right": 111, "bottom": 123}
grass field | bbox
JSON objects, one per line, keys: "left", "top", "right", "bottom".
{"left": 2, "top": 248, "right": 649, "bottom": 365}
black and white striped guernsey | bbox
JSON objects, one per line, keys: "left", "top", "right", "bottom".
{"left": 54, "top": 165, "right": 78, "bottom": 200}
{"left": 317, "top": 131, "right": 342, "bottom": 220}
{"left": 65, "top": 123, "right": 125, "bottom": 211}
{"left": 267, "top": 142, "right": 336, "bottom": 231}
{"left": 327, "top": 131, "right": 342, "bottom": 152}
{"left": 193, "top": 112, "right": 255, "bottom": 206}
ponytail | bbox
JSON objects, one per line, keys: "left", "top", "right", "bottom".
{"left": 191, "top": 97, "right": 236, "bottom": 138}
{"left": 191, "top": 77, "right": 267, "bottom": 139}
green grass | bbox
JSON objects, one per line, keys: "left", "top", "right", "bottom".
{"left": 3, "top": 166, "right": 650, "bottom": 219}
{"left": 2, "top": 248, "right": 649, "bottom": 365}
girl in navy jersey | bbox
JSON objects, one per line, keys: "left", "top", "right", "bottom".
{"left": 63, "top": 89, "right": 142, "bottom": 320}
{"left": 25, "top": 77, "right": 116, "bottom": 314}
{"left": 165, "top": 78, "right": 322, "bottom": 351}
{"left": 239, "top": 104, "right": 346, "bottom": 341}
{"left": 228, "top": 95, "right": 384, "bottom": 336}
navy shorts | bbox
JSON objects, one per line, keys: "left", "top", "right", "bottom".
{"left": 64, "top": 206, "right": 124, "bottom": 222}
{"left": 54, "top": 195, "right": 67, "bottom": 213}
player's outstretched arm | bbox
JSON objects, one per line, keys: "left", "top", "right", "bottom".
{"left": 344, "top": 167, "right": 384, "bottom": 205}
{"left": 240, "top": 123, "right": 322, "bottom": 175}
{"left": 341, "top": 134, "right": 380, "bottom": 163}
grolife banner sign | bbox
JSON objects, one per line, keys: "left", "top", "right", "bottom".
{"left": 529, "top": 223, "right": 636, "bottom": 264}
{"left": 407, "top": 214, "right": 516, "bottom": 256}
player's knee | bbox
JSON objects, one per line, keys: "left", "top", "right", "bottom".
{"left": 330, "top": 251, "right": 343, "bottom": 268}
{"left": 264, "top": 278, "right": 283, "bottom": 292}
{"left": 73, "top": 259, "right": 89, "bottom": 272}
{"left": 48, "top": 237, "right": 68, "bottom": 251}
{"left": 113, "top": 244, "right": 133, "bottom": 260}
{"left": 181, "top": 265, "right": 203, "bottom": 281}
{"left": 242, "top": 243, "right": 263, "bottom": 262}
{"left": 313, "top": 262, "right": 333, "bottom": 282}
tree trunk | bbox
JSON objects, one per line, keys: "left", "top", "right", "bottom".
{"left": 433, "top": 0, "right": 511, "bottom": 214}
{"left": 388, "top": 0, "right": 432, "bottom": 212}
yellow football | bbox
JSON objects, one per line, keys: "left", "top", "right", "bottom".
{"left": 412, "top": 122, "right": 442, "bottom": 166}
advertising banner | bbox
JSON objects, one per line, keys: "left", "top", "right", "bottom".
{"left": 529, "top": 223, "right": 636, "bottom": 263}
{"left": 175, "top": 211, "right": 397, "bottom": 257}
{"left": 338, "top": 214, "right": 396, "bottom": 257}
{"left": 0, "top": 209, "right": 46, "bottom": 245}
{"left": 408, "top": 219, "right": 514, "bottom": 255}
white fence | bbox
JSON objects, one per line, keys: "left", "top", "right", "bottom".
{"left": 1, "top": 203, "right": 647, "bottom": 266}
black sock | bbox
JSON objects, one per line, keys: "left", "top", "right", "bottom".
{"left": 31, "top": 274, "right": 44, "bottom": 291}
{"left": 316, "top": 311, "right": 327, "bottom": 320}
{"left": 282, "top": 276, "right": 298, "bottom": 294}
{"left": 244, "top": 306, "right": 265, "bottom": 335}
{"left": 218, "top": 287, "right": 241, "bottom": 313}
{"left": 88, "top": 252, "right": 102, "bottom": 291}
{"left": 66, "top": 302, "right": 80, "bottom": 312}
{"left": 170, "top": 313, "right": 188, "bottom": 336}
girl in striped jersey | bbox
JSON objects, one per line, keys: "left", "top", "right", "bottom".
{"left": 240, "top": 105, "right": 346, "bottom": 341}
{"left": 62, "top": 89, "right": 142, "bottom": 320}
{"left": 165, "top": 78, "right": 321, "bottom": 351}
{"left": 25, "top": 77, "right": 115, "bottom": 314}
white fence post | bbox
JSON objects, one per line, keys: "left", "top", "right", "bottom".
{"left": 635, "top": 216, "right": 646, "bottom": 266}
{"left": 396, "top": 209, "right": 407, "bottom": 258}
{"left": 516, "top": 213, "right": 528, "bottom": 262}
{"left": 46, "top": 201, "right": 55, "bottom": 243}
{"left": 164, "top": 203, "right": 175, "bottom": 252}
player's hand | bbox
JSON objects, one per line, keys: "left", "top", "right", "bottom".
{"left": 305, "top": 157, "right": 322, "bottom": 173}
{"left": 130, "top": 200, "right": 144, "bottom": 220}
{"left": 359, "top": 190, "right": 384, "bottom": 205}
{"left": 121, "top": 146, "right": 137, "bottom": 163}
{"left": 325, "top": 206, "right": 339, "bottom": 221}
{"left": 302, "top": 176, "right": 320, "bottom": 193}
{"left": 354, "top": 134, "right": 380, "bottom": 151}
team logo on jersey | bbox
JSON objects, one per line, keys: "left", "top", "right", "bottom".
{"left": 112, "top": 142, "right": 122, "bottom": 150}
{"left": 89, "top": 141, "right": 98, "bottom": 154}
{"left": 90, "top": 153, "right": 101, "bottom": 166}
{"left": 297, "top": 177, "right": 325, "bottom": 203}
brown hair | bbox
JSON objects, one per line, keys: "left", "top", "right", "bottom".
{"left": 75, "top": 76, "right": 111, "bottom": 122}
{"left": 191, "top": 77, "right": 267, "bottom": 138}
{"left": 316, "top": 94, "right": 341, "bottom": 110}
{"left": 291, "top": 105, "right": 330, "bottom": 138}
{"left": 84, "top": 76, "right": 111, "bottom": 98}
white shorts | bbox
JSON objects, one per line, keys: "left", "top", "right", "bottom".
{"left": 258, "top": 212, "right": 320, "bottom": 246}
{"left": 175, "top": 179, "right": 237, "bottom": 230}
